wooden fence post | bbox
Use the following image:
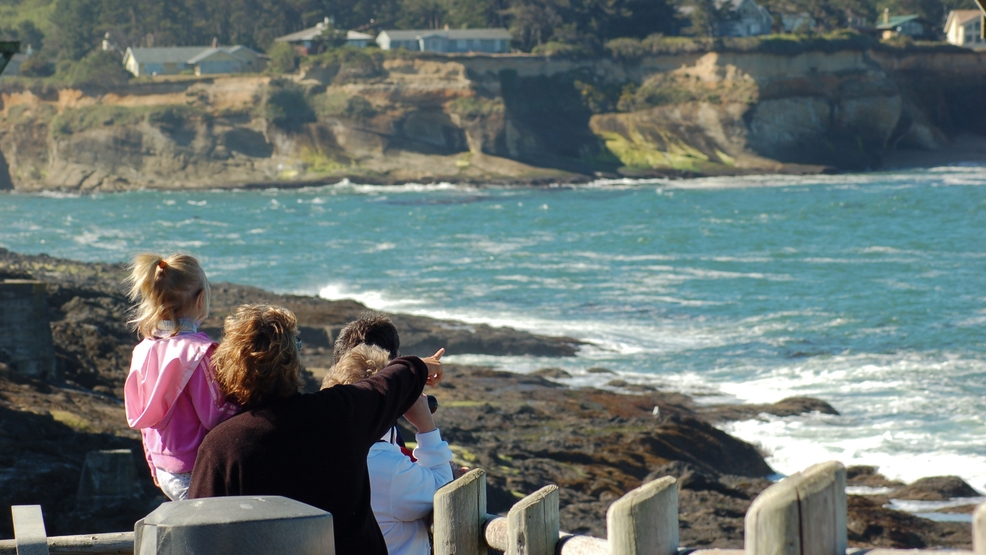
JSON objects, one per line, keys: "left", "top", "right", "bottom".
{"left": 607, "top": 476, "right": 678, "bottom": 555}
{"left": 433, "top": 469, "right": 487, "bottom": 555}
{"left": 506, "top": 485, "right": 559, "bottom": 555}
{"left": 745, "top": 461, "right": 846, "bottom": 555}
{"left": 974, "top": 502, "right": 986, "bottom": 555}
{"left": 11, "top": 505, "right": 49, "bottom": 555}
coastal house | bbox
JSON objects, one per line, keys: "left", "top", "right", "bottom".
{"left": 122, "top": 45, "right": 267, "bottom": 77}
{"left": 710, "top": 0, "right": 773, "bottom": 37}
{"left": 274, "top": 17, "right": 374, "bottom": 55}
{"left": 375, "top": 28, "right": 512, "bottom": 53}
{"left": 944, "top": 10, "right": 985, "bottom": 47}
{"left": 876, "top": 12, "right": 928, "bottom": 39}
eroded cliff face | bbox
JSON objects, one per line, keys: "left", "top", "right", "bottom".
{"left": 589, "top": 49, "right": 984, "bottom": 174}
{"left": 1, "top": 47, "right": 984, "bottom": 192}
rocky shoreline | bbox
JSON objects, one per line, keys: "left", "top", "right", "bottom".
{"left": 0, "top": 248, "right": 979, "bottom": 546}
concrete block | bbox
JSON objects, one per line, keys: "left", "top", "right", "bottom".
{"left": 0, "top": 280, "right": 56, "bottom": 380}
{"left": 134, "top": 496, "right": 334, "bottom": 555}
{"left": 77, "top": 449, "right": 140, "bottom": 507}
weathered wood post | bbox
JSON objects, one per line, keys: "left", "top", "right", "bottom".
{"left": 745, "top": 461, "right": 847, "bottom": 555}
{"left": 0, "top": 280, "right": 56, "bottom": 380}
{"left": 506, "top": 485, "right": 559, "bottom": 555}
{"left": 433, "top": 469, "right": 488, "bottom": 555}
{"left": 11, "top": 505, "right": 49, "bottom": 555}
{"left": 974, "top": 502, "right": 986, "bottom": 555}
{"left": 133, "top": 496, "right": 334, "bottom": 555}
{"left": 608, "top": 476, "right": 678, "bottom": 555}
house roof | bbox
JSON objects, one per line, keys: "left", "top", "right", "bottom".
{"left": 275, "top": 25, "right": 328, "bottom": 42}
{"left": 125, "top": 47, "right": 213, "bottom": 64}
{"left": 275, "top": 25, "right": 373, "bottom": 43}
{"left": 378, "top": 28, "right": 512, "bottom": 41}
{"left": 187, "top": 48, "right": 241, "bottom": 64}
{"left": 877, "top": 14, "right": 921, "bottom": 29}
{"left": 125, "top": 45, "right": 261, "bottom": 65}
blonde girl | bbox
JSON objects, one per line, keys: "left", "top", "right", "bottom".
{"left": 123, "top": 253, "right": 238, "bottom": 501}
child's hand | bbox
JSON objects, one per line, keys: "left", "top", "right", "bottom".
{"left": 420, "top": 348, "right": 444, "bottom": 386}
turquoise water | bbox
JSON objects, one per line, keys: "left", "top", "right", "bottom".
{"left": 2, "top": 168, "right": 985, "bottom": 493}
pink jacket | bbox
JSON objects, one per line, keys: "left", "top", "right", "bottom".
{"left": 125, "top": 332, "right": 238, "bottom": 481}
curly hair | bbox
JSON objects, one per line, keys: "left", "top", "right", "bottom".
{"left": 126, "top": 253, "right": 210, "bottom": 338}
{"left": 332, "top": 312, "right": 400, "bottom": 364}
{"left": 213, "top": 304, "right": 304, "bottom": 408}
{"left": 321, "top": 343, "right": 391, "bottom": 390}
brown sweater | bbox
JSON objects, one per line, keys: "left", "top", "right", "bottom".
{"left": 189, "top": 356, "right": 428, "bottom": 555}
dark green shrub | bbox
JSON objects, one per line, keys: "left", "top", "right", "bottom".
{"left": 264, "top": 82, "right": 316, "bottom": 128}
{"left": 18, "top": 55, "right": 54, "bottom": 78}
{"left": 531, "top": 41, "right": 593, "bottom": 59}
{"left": 605, "top": 38, "right": 646, "bottom": 59}
{"left": 308, "top": 46, "right": 383, "bottom": 83}
{"left": 344, "top": 96, "right": 376, "bottom": 119}
{"left": 60, "top": 50, "right": 130, "bottom": 88}
{"left": 146, "top": 105, "right": 206, "bottom": 127}
{"left": 267, "top": 41, "right": 297, "bottom": 74}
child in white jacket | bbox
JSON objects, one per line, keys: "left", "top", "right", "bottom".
{"left": 323, "top": 343, "right": 454, "bottom": 555}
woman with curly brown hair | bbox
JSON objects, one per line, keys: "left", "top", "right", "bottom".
{"left": 189, "top": 304, "right": 444, "bottom": 555}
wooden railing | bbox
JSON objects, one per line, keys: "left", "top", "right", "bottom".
{"left": 2, "top": 460, "right": 985, "bottom": 555}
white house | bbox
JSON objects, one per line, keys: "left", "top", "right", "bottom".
{"left": 345, "top": 31, "right": 375, "bottom": 48}
{"left": 716, "top": 0, "right": 773, "bottom": 37}
{"left": 122, "top": 45, "right": 266, "bottom": 77}
{"left": 945, "top": 10, "right": 985, "bottom": 47}
{"left": 375, "top": 28, "right": 511, "bottom": 53}
{"left": 273, "top": 17, "right": 373, "bottom": 55}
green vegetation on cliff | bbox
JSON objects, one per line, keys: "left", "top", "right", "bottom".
{"left": 50, "top": 104, "right": 208, "bottom": 137}
{"left": 3, "top": 0, "right": 969, "bottom": 80}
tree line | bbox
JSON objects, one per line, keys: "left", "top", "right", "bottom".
{"left": 0, "top": 0, "right": 976, "bottom": 72}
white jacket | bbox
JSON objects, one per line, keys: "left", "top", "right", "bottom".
{"left": 368, "top": 428, "right": 454, "bottom": 555}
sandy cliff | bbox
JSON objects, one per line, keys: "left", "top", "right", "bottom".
{"left": 1, "top": 46, "right": 984, "bottom": 192}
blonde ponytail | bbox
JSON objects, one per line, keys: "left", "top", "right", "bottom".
{"left": 126, "top": 253, "right": 210, "bottom": 338}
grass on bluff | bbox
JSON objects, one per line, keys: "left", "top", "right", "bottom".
{"left": 50, "top": 104, "right": 208, "bottom": 136}
{"left": 446, "top": 96, "right": 504, "bottom": 119}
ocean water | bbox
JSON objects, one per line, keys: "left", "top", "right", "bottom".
{"left": 2, "top": 168, "right": 985, "bottom": 497}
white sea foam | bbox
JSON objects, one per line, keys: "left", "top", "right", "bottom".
{"left": 325, "top": 181, "right": 475, "bottom": 195}
{"left": 720, "top": 416, "right": 986, "bottom": 493}
{"left": 72, "top": 229, "right": 129, "bottom": 251}
{"left": 888, "top": 498, "right": 985, "bottom": 513}
{"left": 318, "top": 282, "right": 425, "bottom": 310}
{"left": 36, "top": 190, "right": 84, "bottom": 199}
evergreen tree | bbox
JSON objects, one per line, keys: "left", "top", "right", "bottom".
{"left": 50, "top": 0, "right": 101, "bottom": 60}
